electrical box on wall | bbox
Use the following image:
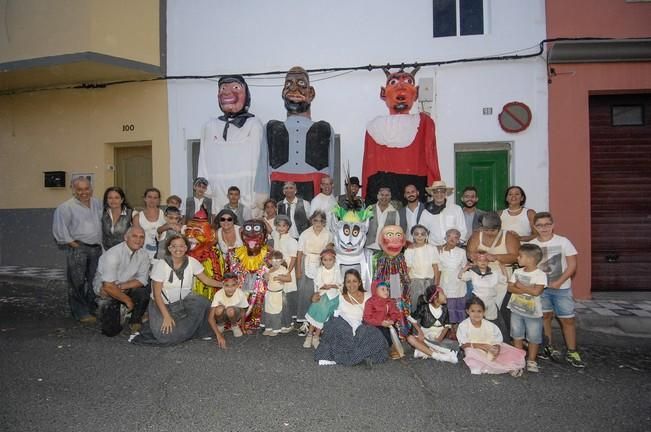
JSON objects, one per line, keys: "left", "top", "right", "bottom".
{"left": 44, "top": 171, "right": 66, "bottom": 188}
{"left": 418, "top": 78, "right": 434, "bottom": 102}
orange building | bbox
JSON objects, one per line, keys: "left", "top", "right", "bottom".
{"left": 546, "top": 0, "right": 651, "bottom": 298}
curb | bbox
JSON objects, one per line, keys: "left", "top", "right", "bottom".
{"left": 577, "top": 314, "right": 651, "bottom": 339}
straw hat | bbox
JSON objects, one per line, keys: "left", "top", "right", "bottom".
{"left": 425, "top": 180, "right": 454, "bottom": 196}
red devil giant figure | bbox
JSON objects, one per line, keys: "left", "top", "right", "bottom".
{"left": 362, "top": 67, "right": 441, "bottom": 205}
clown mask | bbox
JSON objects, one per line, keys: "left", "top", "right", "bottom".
{"left": 380, "top": 71, "right": 419, "bottom": 115}
{"left": 335, "top": 220, "right": 368, "bottom": 256}
{"left": 379, "top": 225, "right": 406, "bottom": 256}
{"left": 241, "top": 220, "right": 267, "bottom": 256}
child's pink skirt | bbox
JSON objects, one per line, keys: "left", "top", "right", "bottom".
{"left": 463, "top": 343, "right": 525, "bottom": 375}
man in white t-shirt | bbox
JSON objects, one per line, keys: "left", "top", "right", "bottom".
{"left": 207, "top": 273, "right": 250, "bottom": 347}
{"left": 310, "top": 175, "right": 337, "bottom": 229}
{"left": 528, "top": 212, "right": 583, "bottom": 368}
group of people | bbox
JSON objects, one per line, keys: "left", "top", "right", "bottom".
{"left": 52, "top": 171, "right": 584, "bottom": 376}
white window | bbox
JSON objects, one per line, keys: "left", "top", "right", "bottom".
{"left": 433, "top": 0, "right": 485, "bottom": 38}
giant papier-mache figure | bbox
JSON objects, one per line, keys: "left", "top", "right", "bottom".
{"left": 255, "top": 66, "right": 335, "bottom": 203}
{"left": 198, "top": 75, "right": 263, "bottom": 215}
{"left": 372, "top": 225, "right": 412, "bottom": 338}
{"left": 228, "top": 220, "right": 270, "bottom": 332}
{"left": 362, "top": 67, "right": 441, "bottom": 205}
{"left": 184, "top": 213, "right": 224, "bottom": 301}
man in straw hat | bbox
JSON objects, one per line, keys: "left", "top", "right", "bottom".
{"left": 424, "top": 180, "right": 466, "bottom": 246}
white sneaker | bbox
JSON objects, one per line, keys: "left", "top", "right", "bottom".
{"left": 232, "top": 326, "right": 243, "bottom": 338}
{"left": 526, "top": 360, "right": 540, "bottom": 373}
{"left": 279, "top": 326, "right": 293, "bottom": 334}
{"left": 446, "top": 350, "right": 459, "bottom": 364}
{"left": 303, "top": 335, "right": 313, "bottom": 348}
{"left": 413, "top": 349, "right": 429, "bottom": 359}
{"left": 262, "top": 329, "right": 274, "bottom": 336}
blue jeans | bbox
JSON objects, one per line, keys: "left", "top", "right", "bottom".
{"left": 65, "top": 244, "right": 101, "bottom": 319}
{"left": 510, "top": 313, "right": 543, "bottom": 344}
{"left": 541, "top": 288, "right": 575, "bottom": 318}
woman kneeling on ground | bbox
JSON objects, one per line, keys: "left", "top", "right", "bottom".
{"left": 131, "top": 234, "right": 222, "bottom": 345}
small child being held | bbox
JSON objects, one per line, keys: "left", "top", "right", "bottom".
{"left": 507, "top": 243, "right": 547, "bottom": 373}
{"left": 166, "top": 195, "right": 183, "bottom": 211}
{"left": 459, "top": 251, "right": 507, "bottom": 324}
{"left": 457, "top": 296, "right": 526, "bottom": 376}
{"left": 437, "top": 228, "right": 468, "bottom": 328}
{"left": 208, "top": 273, "right": 249, "bottom": 348}
{"left": 263, "top": 251, "right": 292, "bottom": 336}
{"left": 304, "top": 248, "right": 343, "bottom": 349}
{"left": 156, "top": 206, "right": 184, "bottom": 260}
{"left": 363, "top": 281, "right": 404, "bottom": 360}
{"left": 406, "top": 286, "right": 458, "bottom": 363}
{"left": 404, "top": 224, "right": 440, "bottom": 309}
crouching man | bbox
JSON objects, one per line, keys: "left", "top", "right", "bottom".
{"left": 93, "top": 227, "right": 151, "bottom": 336}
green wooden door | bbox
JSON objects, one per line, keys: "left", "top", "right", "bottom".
{"left": 455, "top": 150, "right": 509, "bottom": 212}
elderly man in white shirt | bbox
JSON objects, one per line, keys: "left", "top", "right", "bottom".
{"left": 93, "top": 227, "right": 151, "bottom": 335}
{"left": 366, "top": 187, "right": 400, "bottom": 252}
{"left": 424, "top": 181, "right": 467, "bottom": 246}
{"left": 52, "top": 177, "right": 103, "bottom": 324}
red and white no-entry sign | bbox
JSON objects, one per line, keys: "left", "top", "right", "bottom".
{"left": 498, "top": 101, "right": 532, "bottom": 133}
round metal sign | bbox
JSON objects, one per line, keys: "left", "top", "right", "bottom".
{"left": 498, "top": 101, "right": 532, "bottom": 133}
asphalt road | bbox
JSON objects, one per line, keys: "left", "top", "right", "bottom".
{"left": 1, "top": 281, "right": 650, "bottom": 432}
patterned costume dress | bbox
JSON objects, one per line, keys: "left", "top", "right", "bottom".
{"left": 229, "top": 245, "right": 270, "bottom": 331}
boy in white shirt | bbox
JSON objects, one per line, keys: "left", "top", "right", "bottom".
{"left": 507, "top": 243, "right": 547, "bottom": 373}
{"left": 208, "top": 273, "right": 250, "bottom": 348}
{"left": 528, "top": 212, "right": 584, "bottom": 368}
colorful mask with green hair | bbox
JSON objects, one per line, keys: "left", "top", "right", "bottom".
{"left": 332, "top": 204, "right": 373, "bottom": 257}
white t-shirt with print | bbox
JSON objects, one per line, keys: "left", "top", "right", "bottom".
{"left": 528, "top": 235, "right": 577, "bottom": 290}
{"left": 508, "top": 268, "right": 548, "bottom": 318}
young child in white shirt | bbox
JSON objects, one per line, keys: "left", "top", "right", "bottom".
{"left": 507, "top": 243, "right": 547, "bottom": 374}
{"left": 304, "top": 248, "right": 343, "bottom": 349}
{"left": 404, "top": 224, "right": 440, "bottom": 310}
{"left": 263, "top": 251, "right": 292, "bottom": 336}
{"left": 459, "top": 251, "right": 506, "bottom": 323}
{"left": 437, "top": 228, "right": 468, "bottom": 326}
{"left": 208, "top": 273, "right": 249, "bottom": 348}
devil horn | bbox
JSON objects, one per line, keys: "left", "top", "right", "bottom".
{"left": 411, "top": 65, "right": 421, "bottom": 77}
{"left": 382, "top": 66, "right": 391, "bottom": 78}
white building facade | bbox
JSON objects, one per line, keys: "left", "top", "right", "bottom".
{"left": 166, "top": 0, "right": 548, "bottom": 211}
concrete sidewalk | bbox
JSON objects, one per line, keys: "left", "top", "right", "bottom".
{"left": 1, "top": 264, "right": 650, "bottom": 338}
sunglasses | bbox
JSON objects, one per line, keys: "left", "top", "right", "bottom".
{"left": 220, "top": 217, "right": 233, "bottom": 222}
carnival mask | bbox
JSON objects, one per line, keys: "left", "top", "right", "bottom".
{"left": 241, "top": 220, "right": 267, "bottom": 256}
{"left": 184, "top": 217, "right": 215, "bottom": 251}
{"left": 282, "top": 66, "right": 315, "bottom": 114}
{"left": 379, "top": 225, "right": 406, "bottom": 257}
{"left": 380, "top": 68, "right": 420, "bottom": 115}
{"left": 335, "top": 220, "right": 368, "bottom": 256}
